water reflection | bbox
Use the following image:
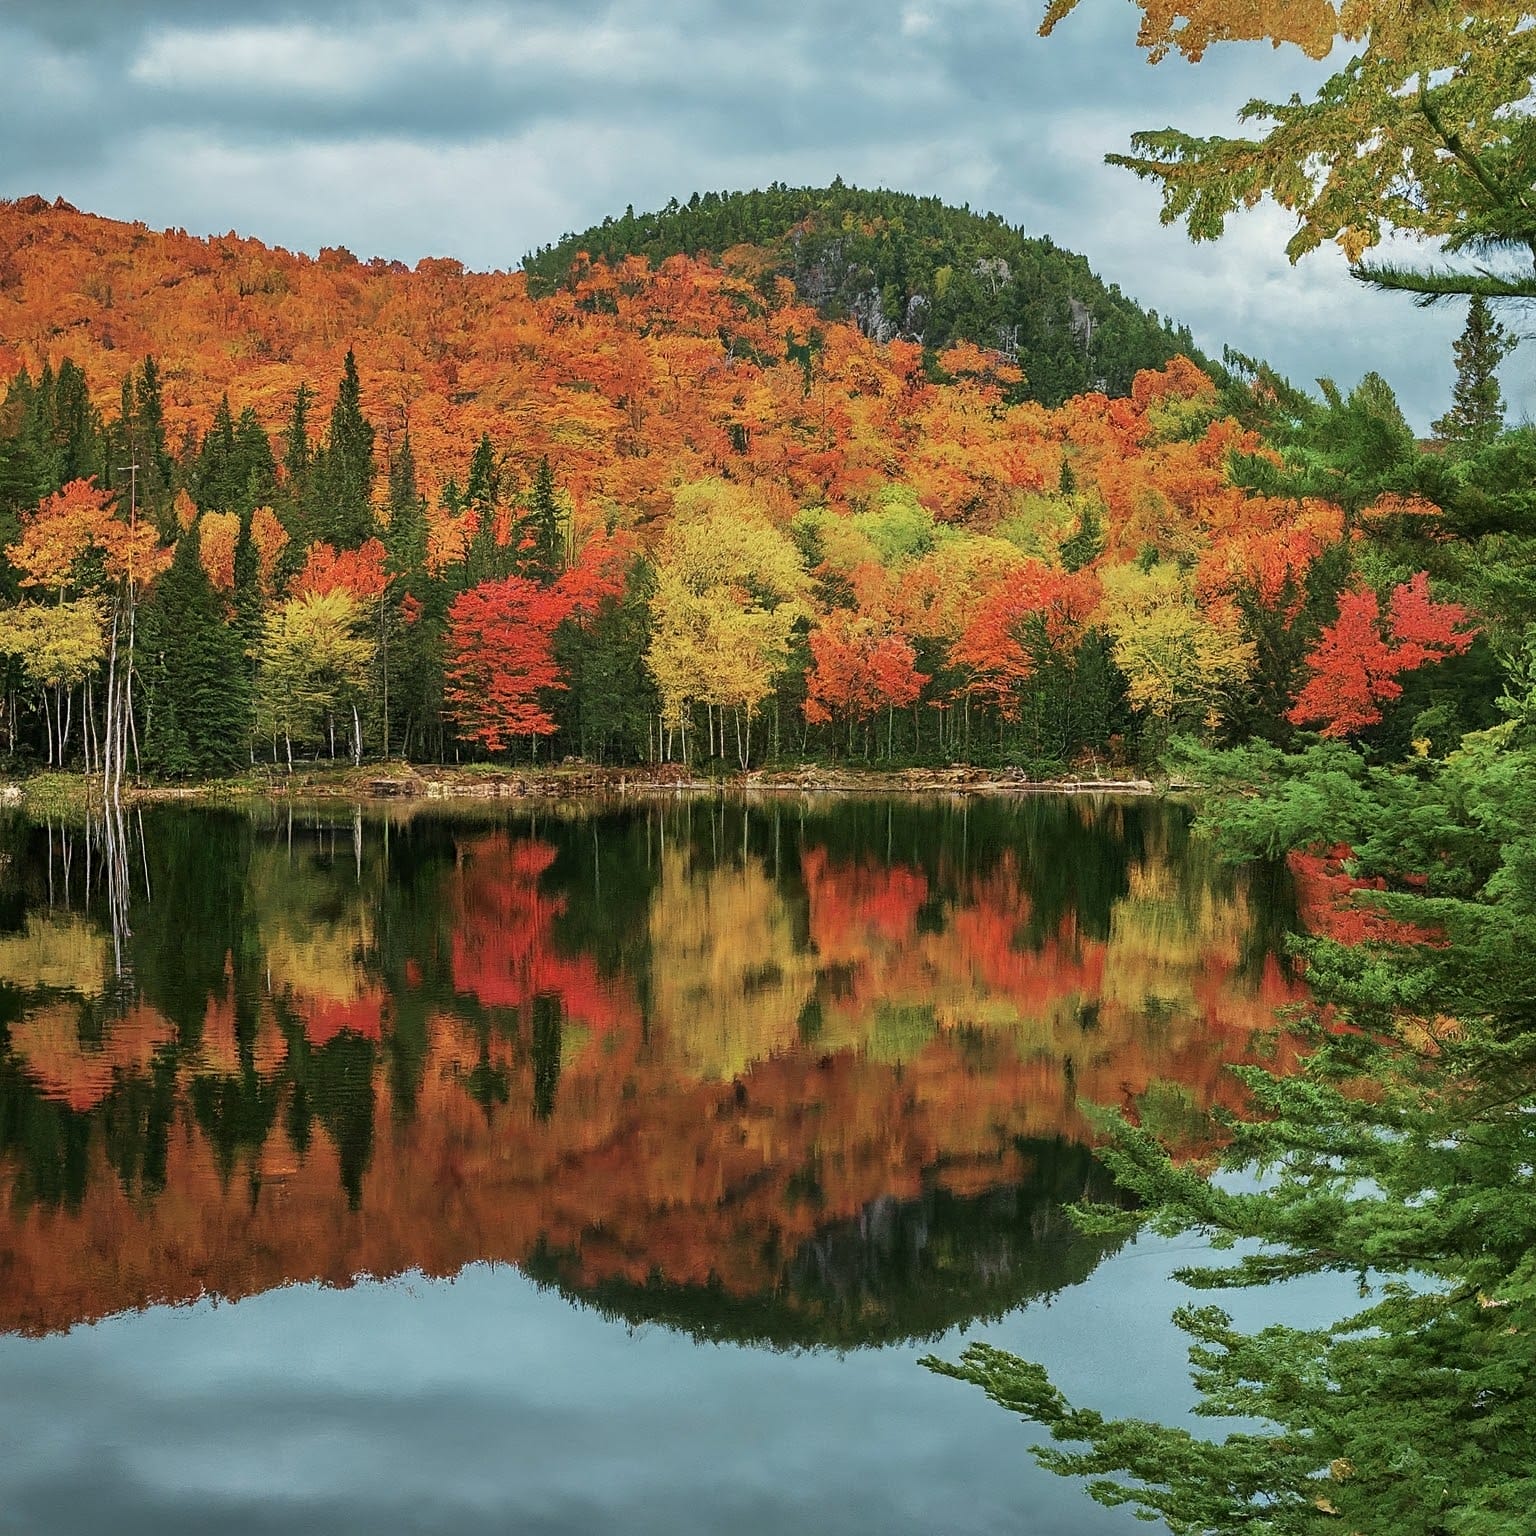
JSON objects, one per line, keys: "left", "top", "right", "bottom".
{"left": 0, "top": 796, "right": 1304, "bottom": 1344}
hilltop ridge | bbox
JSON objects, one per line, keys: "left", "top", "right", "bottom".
{"left": 525, "top": 181, "right": 1216, "bottom": 405}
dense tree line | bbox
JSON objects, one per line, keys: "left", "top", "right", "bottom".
{"left": 0, "top": 324, "right": 1502, "bottom": 786}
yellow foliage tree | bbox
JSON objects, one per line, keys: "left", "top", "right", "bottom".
{"left": 1096, "top": 561, "right": 1255, "bottom": 732}
{"left": 8, "top": 479, "right": 165, "bottom": 598}
{"left": 0, "top": 599, "right": 107, "bottom": 763}
{"left": 255, "top": 590, "right": 374, "bottom": 767}
{"left": 646, "top": 481, "right": 810, "bottom": 765}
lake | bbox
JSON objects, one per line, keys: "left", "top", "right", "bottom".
{"left": 0, "top": 794, "right": 1310, "bottom": 1535}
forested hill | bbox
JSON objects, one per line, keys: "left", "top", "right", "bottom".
{"left": 524, "top": 182, "right": 1216, "bottom": 405}
{"left": 0, "top": 192, "right": 1490, "bottom": 783}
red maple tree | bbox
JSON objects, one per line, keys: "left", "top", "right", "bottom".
{"left": 1287, "top": 573, "right": 1474, "bottom": 738}
{"left": 445, "top": 576, "right": 569, "bottom": 751}
{"left": 803, "top": 611, "right": 927, "bottom": 729}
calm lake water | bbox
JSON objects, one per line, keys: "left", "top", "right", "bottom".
{"left": 0, "top": 795, "right": 1310, "bottom": 1535}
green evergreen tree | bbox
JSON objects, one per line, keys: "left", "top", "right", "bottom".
{"left": 135, "top": 357, "right": 175, "bottom": 494}
{"left": 928, "top": 692, "right": 1536, "bottom": 1536}
{"left": 463, "top": 433, "right": 513, "bottom": 585}
{"left": 383, "top": 433, "right": 446, "bottom": 760}
{"left": 552, "top": 556, "right": 658, "bottom": 762}
{"left": 49, "top": 359, "right": 103, "bottom": 488}
{"left": 140, "top": 521, "right": 253, "bottom": 776}
{"left": 108, "top": 356, "right": 175, "bottom": 531}
{"left": 521, "top": 456, "right": 564, "bottom": 583}
{"left": 0, "top": 368, "right": 52, "bottom": 556}
{"left": 1058, "top": 498, "right": 1102, "bottom": 573}
{"left": 193, "top": 396, "right": 240, "bottom": 513}
{"left": 1432, "top": 295, "right": 1516, "bottom": 452}
{"left": 233, "top": 406, "right": 277, "bottom": 513}
{"left": 313, "top": 349, "right": 376, "bottom": 547}
{"left": 280, "top": 381, "right": 314, "bottom": 534}
{"left": 384, "top": 431, "right": 428, "bottom": 576}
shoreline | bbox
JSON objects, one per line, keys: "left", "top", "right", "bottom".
{"left": 3, "top": 762, "right": 1172, "bottom": 813}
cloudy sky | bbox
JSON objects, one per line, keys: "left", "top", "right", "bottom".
{"left": 2, "top": 0, "right": 1526, "bottom": 431}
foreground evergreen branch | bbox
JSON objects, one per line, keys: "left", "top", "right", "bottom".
{"left": 924, "top": 650, "right": 1536, "bottom": 1533}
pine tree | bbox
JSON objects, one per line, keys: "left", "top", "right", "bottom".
{"left": 1433, "top": 295, "right": 1516, "bottom": 452}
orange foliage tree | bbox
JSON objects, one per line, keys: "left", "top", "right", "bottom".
{"left": 803, "top": 612, "right": 928, "bottom": 755}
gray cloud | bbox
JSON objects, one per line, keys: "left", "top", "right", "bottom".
{"left": 0, "top": 0, "right": 1508, "bottom": 429}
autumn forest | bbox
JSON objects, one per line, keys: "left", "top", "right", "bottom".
{"left": 8, "top": 19, "right": 1536, "bottom": 1516}
{"left": 0, "top": 187, "right": 1506, "bottom": 782}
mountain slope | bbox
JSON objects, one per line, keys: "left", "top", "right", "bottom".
{"left": 524, "top": 182, "right": 1216, "bottom": 406}
{"left": 0, "top": 193, "right": 1207, "bottom": 537}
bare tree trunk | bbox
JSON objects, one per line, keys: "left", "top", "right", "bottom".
{"left": 126, "top": 596, "right": 140, "bottom": 783}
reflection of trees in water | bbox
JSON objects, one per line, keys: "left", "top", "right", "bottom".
{"left": 527, "top": 1139, "right": 1129, "bottom": 1351}
{"left": 0, "top": 797, "right": 1299, "bottom": 1337}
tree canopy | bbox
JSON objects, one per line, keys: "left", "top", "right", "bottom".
{"left": 1047, "top": 2, "right": 1536, "bottom": 302}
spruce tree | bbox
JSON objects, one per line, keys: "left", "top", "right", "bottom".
{"left": 193, "top": 396, "right": 240, "bottom": 513}
{"left": 552, "top": 556, "right": 658, "bottom": 762}
{"left": 383, "top": 433, "right": 446, "bottom": 761}
{"left": 110, "top": 356, "right": 175, "bottom": 531}
{"left": 1432, "top": 295, "right": 1516, "bottom": 451}
{"left": 135, "top": 357, "right": 174, "bottom": 494}
{"left": 233, "top": 407, "right": 277, "bottom": 513}
{"left": 313, "top": 349, "right": 376, "bottom": 546}
{"left": 0, "top": 368, "right": 50, "bottom": 526}
{"left": 280, "top": 381, "right": 314, "bottom": 534}
{"left": 49, "top": 359, "right": 103, "bottom": 487}
{"left": 521, "top": 456, "right": 564, "bottom": 584}
{"left": 463, "top": 433, "right": 512, "bottom": 585}
{"left": 141, "top": 521, "right": 252, "bottom": 776}
{"left": 928, "top": 692, "right": 1536, "bottom": 1536}
{"left": 384, "top": 431, "right": 427, "bottom": 576}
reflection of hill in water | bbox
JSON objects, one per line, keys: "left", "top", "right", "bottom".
{"left": 0, "top": 799, "right": 1299, "bottom": 1340}
{"left": 531, "top": 1140, "right": 1128, "bottom": 1351}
